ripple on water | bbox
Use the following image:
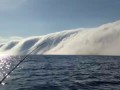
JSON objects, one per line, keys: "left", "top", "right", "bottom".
{"left": 0, "top": 55, "right": 120, "bottom": 90}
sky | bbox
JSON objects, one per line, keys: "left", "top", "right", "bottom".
{"left": 0, "top": 0, "right": 120, "bottom": 41}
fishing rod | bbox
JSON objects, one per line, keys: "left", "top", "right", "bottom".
{"left": 0, "top": 44, "right": 42, "bottom": 84}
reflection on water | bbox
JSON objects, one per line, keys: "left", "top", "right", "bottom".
{"left": 0, "top": 55, "right": 22, "bottom": 85}
{"left": 0, "top": 56, "right": 11, "bottom": 80}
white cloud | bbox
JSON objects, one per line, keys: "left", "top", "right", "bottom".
{"left": 0, "top": 20, "right": 120, "bottom": 55}
{"left": 0, "top": 0, "right": 27, "bottom": 11}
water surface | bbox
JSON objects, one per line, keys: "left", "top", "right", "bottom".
{"left": 0, "top": 55, "right": 120, "bottom": 90}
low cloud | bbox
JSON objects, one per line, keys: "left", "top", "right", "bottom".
{"left": 0, "top": 20, "right": 120, "bottom": 55}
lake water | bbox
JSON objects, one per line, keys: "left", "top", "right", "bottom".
{"left": 0, "top": 55, "right": 120, "bottom": 90}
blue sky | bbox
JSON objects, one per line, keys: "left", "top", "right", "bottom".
{"left": 0, "top": 0, "right": 120, "bottom": 38}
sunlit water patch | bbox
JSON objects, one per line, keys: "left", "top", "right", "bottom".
{"left": 0, "top": 55, "right": 22, "bottom": 85}
{"left": 0, "top": 55, "right": 120, "bottom": 90}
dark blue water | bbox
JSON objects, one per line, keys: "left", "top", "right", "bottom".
{"left": 0, "top": 55, "right": 120, "bottom": 90}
